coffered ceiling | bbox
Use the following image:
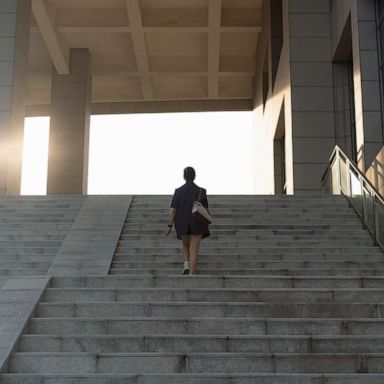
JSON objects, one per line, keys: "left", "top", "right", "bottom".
{"left": 28, "top": 0, "right": 263, "bottom": 105}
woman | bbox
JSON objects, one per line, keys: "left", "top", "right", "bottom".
{"left": 166, "top": 167, "right": 210, "bottom": 275}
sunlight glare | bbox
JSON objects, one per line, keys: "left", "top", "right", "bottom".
{"left": 88, "top": 112, "right": 255, "bottom": 195}
{"left": 21, "top": 117, "right": 50, "bottom": 195}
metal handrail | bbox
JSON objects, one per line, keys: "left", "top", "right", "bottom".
{"left": 322, "top": 146, "right": 384, "bottom": 205}
{"left": 321, "top": 145, "right": 384, "bottom": 251}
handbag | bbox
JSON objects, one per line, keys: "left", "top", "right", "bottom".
{"left": 192, "top": 188, "right": 213, "bottom": 225}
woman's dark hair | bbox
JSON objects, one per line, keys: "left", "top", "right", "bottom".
{"left": 184, "top": 167, "right": 196, "bottom": 181}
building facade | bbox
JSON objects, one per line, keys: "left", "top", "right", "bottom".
{"left": 254, "top": 0, "right": 384, "bottom": 195}
{"left": 0, "top": 0, "right": 383, "bottom": 195}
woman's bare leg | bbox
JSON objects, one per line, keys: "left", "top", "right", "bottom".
{"left": 189, "top": 235, "right": 202, "bottom": 274}
{"left": 181, "top": 235, "right": 191, "bottom": 272}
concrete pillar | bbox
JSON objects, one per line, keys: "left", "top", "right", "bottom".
{"left": 288, "top": 0, "right": 336, "bottom": 194}
{"left": 47, "top": 49, "right": 91, "bottom": 194}
{"left": 0, "top": 0, "right": 31, "bottom": 195}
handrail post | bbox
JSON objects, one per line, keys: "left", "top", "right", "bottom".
{"left": 346, "top": 158, "right": 352, "bottom": 207}
{"left": 361, "top": 176, "right": 367, "bottom": 229}
{"left": 373, "top": 195, "right": 379, "bottom": 246}
{"left": 337, "top": 148, "right": 341, "bottom": 195}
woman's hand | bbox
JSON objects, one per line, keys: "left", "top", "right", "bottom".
{"left": 166, "top": 209, "right": 176, "bottom": 237}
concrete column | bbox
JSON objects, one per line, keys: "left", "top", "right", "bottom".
{"left": 0, "top": 0, "right": 31, "bottom": 195}
{"left": 288, "top": 0, "right": 336, "bottom": 194}
{"left": 47, "top": 49, "right": 91, "bottom": 194}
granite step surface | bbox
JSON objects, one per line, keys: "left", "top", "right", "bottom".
{"left": 3, "top": 195, "right": 384, "bottom": 381}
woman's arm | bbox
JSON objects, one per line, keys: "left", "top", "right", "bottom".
{"left": 202, "top": 190, "right": 211, "bottom": 216}
{"left": 165, "top": 208, "right": 177, "bottom": 236}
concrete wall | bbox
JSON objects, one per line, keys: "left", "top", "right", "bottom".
{"left": 253, "top": 0, "right": 338, "bottom": 195}
{"left": 0, "top": 0, "right": 31, "bottom": 195}
{"left": 253, "top": 0, "right": 294, "bottom": 194}
{"left": 366, "top": 145, "right": 384, "bottom": 196}
{"left": 253, "top": 0, "right": 383, "bottom": 195}
{"left": 331, "top": 0, "right": 383, "bottom": 171}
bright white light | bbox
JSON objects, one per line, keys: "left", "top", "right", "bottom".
{"left": 88, "top": 112, "right": 255, "bottom": 195}
{"left": 21, "top": 117, "right": 50, "bottom": 195}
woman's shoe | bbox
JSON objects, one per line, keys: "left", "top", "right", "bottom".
{"left": 182, "top": 268, "right": 190, "bottom": 275}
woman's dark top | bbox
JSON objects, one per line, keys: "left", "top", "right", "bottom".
{"left": 170, "top": 181, "right": 210, "bottom": 240}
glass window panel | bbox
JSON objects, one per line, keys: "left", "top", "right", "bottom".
{"left": 363, "top": 188, "right": 375, "bottom": 233}
{"left": 350, "top": 170, "right": 363, "bottom": 216}
{"left": 379, "top": 0, "right": 384, "bottom": 17}
{"left": 331, "top": 160, "right": 341, "bottom": 194}
{"left": 339, "top": 158, "right": 348, "bottom": 194}
{"left": 377, "top": 200, "right": 384, "bottom": 248}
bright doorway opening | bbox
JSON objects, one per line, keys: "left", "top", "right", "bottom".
{"left": 21, "top": 117, "right": 50, "bottom": 195}
{"left": 88, "top": 112, "right": 255, "bottom": 195}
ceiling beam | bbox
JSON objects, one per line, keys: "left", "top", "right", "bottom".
{"left": 208, "top": 0, "right": 222, "bottom": 99}
{"left": 26, "top": 99, "right": 254, "bottom": 117}
{"left": 29, "top": 71, "right": 255, "bottom": 78}
{"left": 55, "top": 26, "right": 262, "bottom": 34}
{"left": 32, "top": 0, "right": 70, "bottom": 75}
{"left": 124, "top": 0, "right": 154, "bottom": 100}
{"left": 92, "top": 71, "right": 255, "bottom": 78}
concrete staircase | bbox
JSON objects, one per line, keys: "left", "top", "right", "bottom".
{"left": 2, "top": 195, "right": 384, "bottom": 383}
{"left": 0, "top": 196, "right": 84, "bottom": 277}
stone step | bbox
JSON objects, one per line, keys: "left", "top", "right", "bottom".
{"left": 0, "top": 248, "right": 58, "bottom": 255}
{"left": 4, "top": 194, "right": 383, "bottom": 381}
{"left": 123, "top": 220, "right": 361, "bottom": 229}
{"left": 111, "top": 261, "right": 384, "bottom": 271}
{"left": 120, "top": 233, "right": 372, "bottom": 241}
{"left": 125, "top": 213, "right": 358, "bottom": 221}
{"left": 0, "top": 235, "right": 66, "bottom": 241}
{"left": 115, "top": 246, "right": 381, "bottom": 254}
{"left": 113, "top": 254, "right": 384, "bottom": 262}
{"left": 132, "top": 194, "right": 344, "bottom": 200}
{"left": 39, "top": 287, "right": 384, "bottom": 304}
{"left": 130, "top": 201, "right": 348, "bottom": 207}
{"left": 0, "top": 261, "right": 51, "bottom": 269}
{"left": 127, "top": 209, "right": 354, "bottom": 216}
{"left": 109, "top": 268, "right": 384, "bottom": 276}
{"left": 2, "top": 373, "right": 384, "bottom": 384}
{"left": 121, "top": 227, "right": 363, "bottom": 236}
{"left": 0, "top": 255, "right": 54, "bottom": 262}
{"left": 130, "top": 198, "right": 347, "bottom": 204}
{"left": 0, "top": 224, "right": 72, "bottom": 230}
{"left": 32, "top": 301, "right": 384, "bottom": 320}
{"left": 0, "top": 213, "right": 78, "bottom": 218}
{"left": 0, "top": 219, "right": 74, "bottom": 223}
{"left": 131, "top": 201, "right": 348, "bottom": 206}
{"left": 0, "top": 269, "right": 49, "bottom": 276}
{"left": 0, "top": 207, "right": 80, "bottom": 212}
{"left": 9, "top": 352, "right": 384, "bottom": 374}
{"left": 35, "top": 301, "right": 384, "bottom": 319}
{"left": 0, "top": 241, "right": 63, "bottom": 247}
{"left": 28, "top": 317, "right": 384, "bottom": 335}
{"left": 49, "top": 275, "right": 384, "bottom": 289}
{"left": 126, "top": 213, "right": 356, "bottom": 222}
{"left": 111, "top": 258, "right": 383, "bottom": 275}
{"left": 18, "top": 334, "right": 384, "bottom": 353}
{"left": 120, "top": 232, "right": 371, "bottom": 239}
{"left": 117, "top": 240, "right": 375, "bottom": 248}
{"left": 0, "top": 205, "right": 82, "bottom": 210}
{"left": 115, "top": 247, "right": 384, "bottom": 255}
